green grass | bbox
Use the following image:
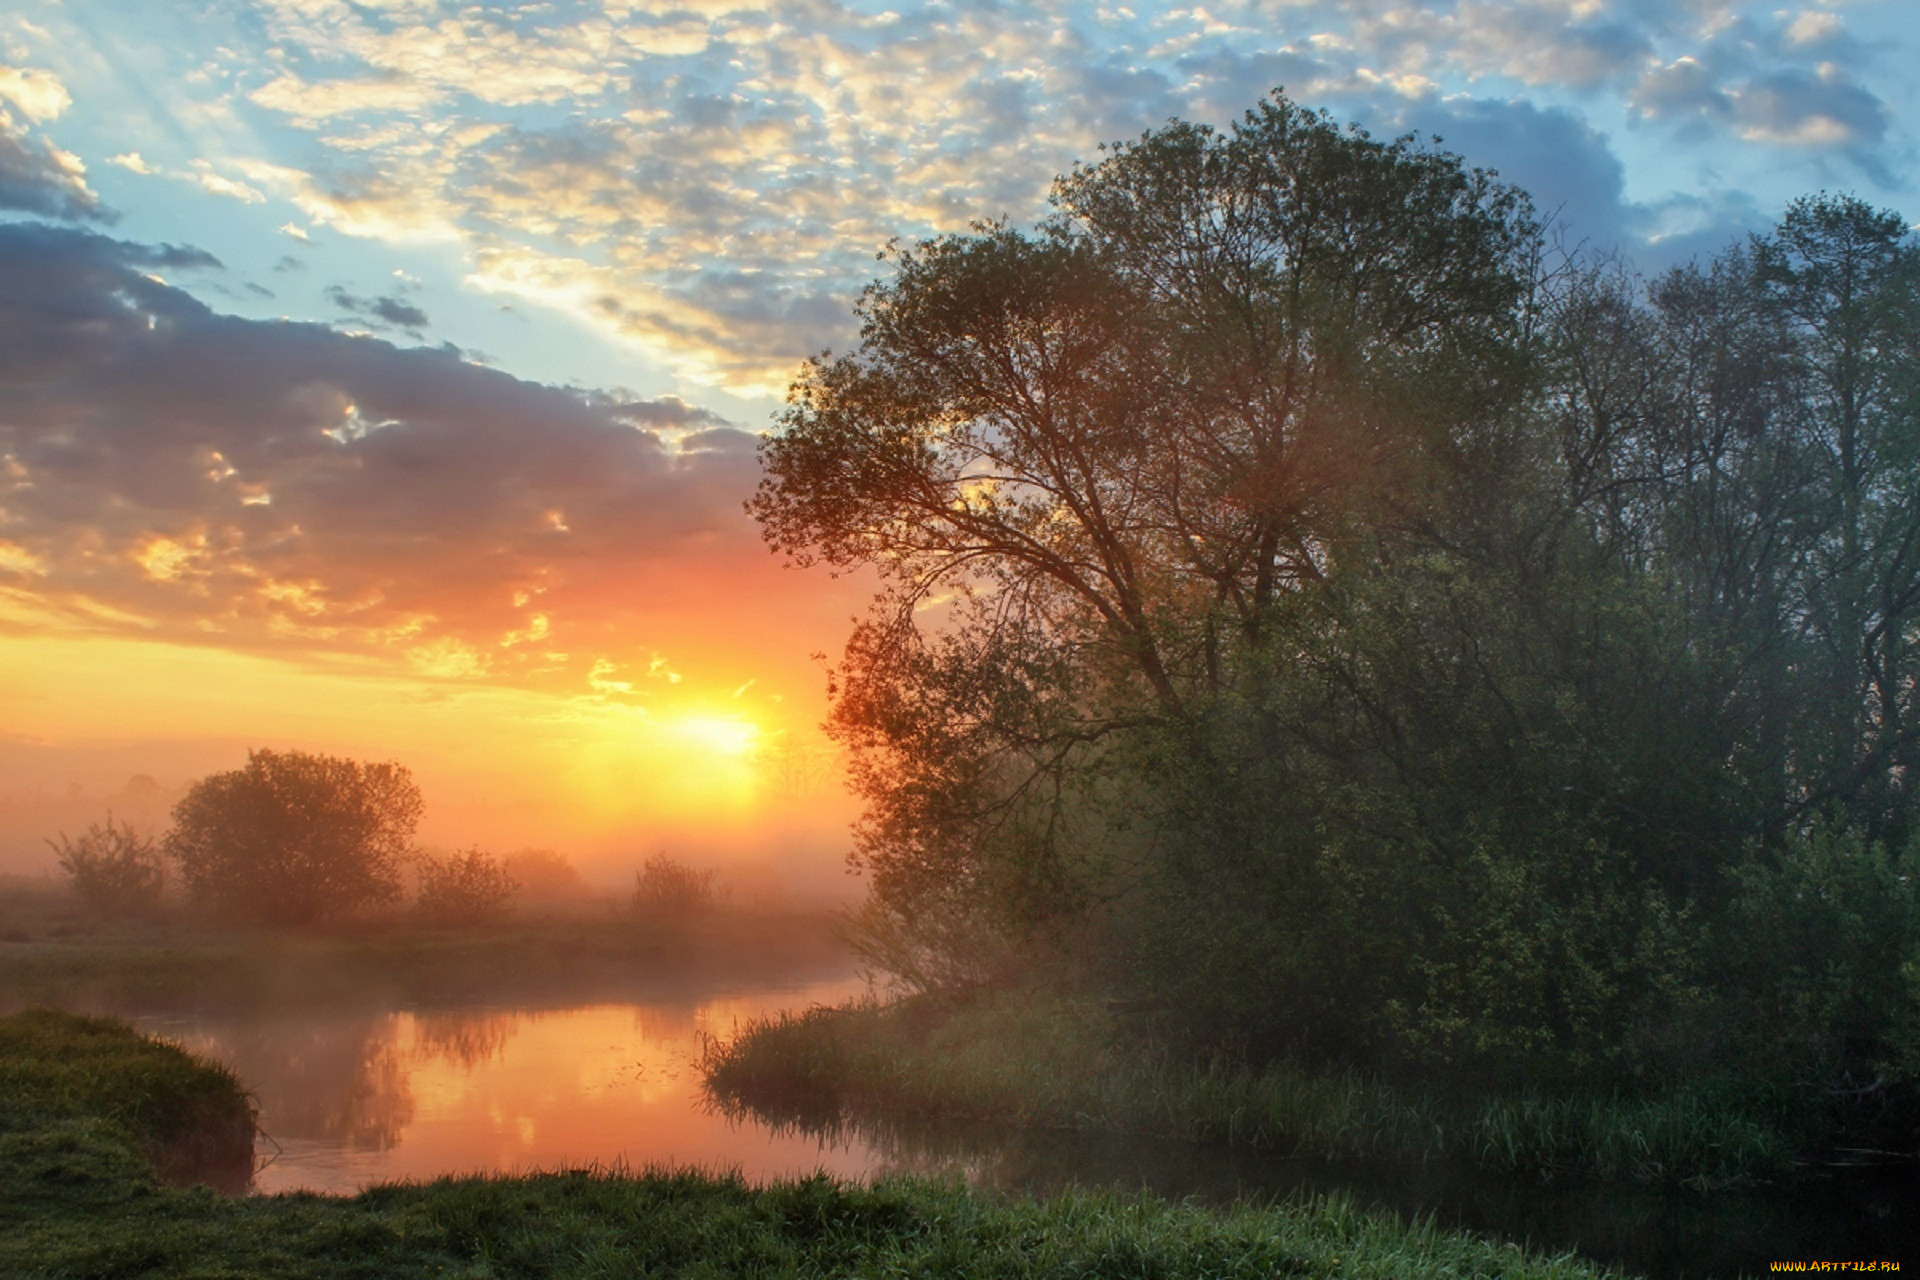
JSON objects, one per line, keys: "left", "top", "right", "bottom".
{"left": 0, "top": 1008, "right": 256, "bottom": 1192}
{"left": 0, "top": 1009, "right": 1627, "bottom": 1279}
{"left": 701, "top": 990, "right": 1794, "bottom": 1187}
{"left": 0, "top": 1163, "right": 1630, "bottom": 1280}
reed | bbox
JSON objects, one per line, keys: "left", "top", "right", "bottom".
{"left": 703, "top": 988, "right": 1797, "bottom": 1185}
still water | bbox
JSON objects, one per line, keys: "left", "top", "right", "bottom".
{"left": 133, "top": 980, "right": 1915, "bottom": 1280}
{"left": 134, "top": 974, "right": 879, "bottom": 1195}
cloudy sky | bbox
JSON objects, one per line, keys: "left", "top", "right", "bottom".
{"left": 1, "top": 0, "right": 1914, "bottom": 873}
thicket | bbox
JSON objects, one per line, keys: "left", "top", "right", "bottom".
{"left": 752, "top": 91, "right": 1920, "bottom": 1103}
{"left": 47, "top": 818, "right": 166, "bottom": 920}
{"left": 414, "top": 848, "right": 519, "bottom": 926}
{"left": 630, "top": 852, "right": 720, "bottom": 916}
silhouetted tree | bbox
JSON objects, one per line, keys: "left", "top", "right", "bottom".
{"left": 165, "top": 749, "right": 420, "bottom": 925}
{"left": 415, "top": 847, "right": 518, "bottom": 926}
{"left": 630, "top": 853, "right": 718, "bottom": 916}
{"left": 49, "top": 816, "right": 166, "bottom": 919}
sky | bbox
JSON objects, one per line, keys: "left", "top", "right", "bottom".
{"left": 2, "top": 0, "right": 1916, "bottom": 882}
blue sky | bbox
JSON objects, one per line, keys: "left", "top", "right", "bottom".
{"left": 8, "top": 0, "right": 1914, "bottom": 415}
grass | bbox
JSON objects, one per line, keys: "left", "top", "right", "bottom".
{"left": 0, "top": 1009, "right": 1628, "bottom": 1279}
{"left": 0, "top": 1008, "right": 256, "bottom": 1193}
{"left": 700, "top": 989, "right": 1795, "bottom": 1188}
{"left": 0, "top": 890, "right": 850, "bottom": 1014}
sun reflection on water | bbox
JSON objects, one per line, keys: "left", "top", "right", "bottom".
{"left": 137, "top": 974, "right": 875, "bottom": 1195}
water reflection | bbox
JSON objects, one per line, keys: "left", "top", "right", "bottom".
{"left": 132, "top": 985, "right": 1916, "bottom": 1278}
{"left": 136, "top": 975, "right": 876, "bottom": 1195}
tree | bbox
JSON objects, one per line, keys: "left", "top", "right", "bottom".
{"left": 49, "top": 817, "right": 166, "bottom": 919}
{"left": 415, "top": 848, "right": 519, "bottom": 926}
{"left": 165, "top": 749, "right": 421, "bottom": 925}
{"left": 630, "top": 853, "right": 718, "bottom": 916}
{"left": 751, "top": 89, "right": 1546, "bottom": 1002}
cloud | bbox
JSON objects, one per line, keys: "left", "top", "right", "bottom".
{"left": 0, "top": 67, "right": 110, "bottom": 226}
{"left": 0, "top": 66, "right": 72, "bottom": 122}
{"left": 326, "top": 284, "right": 431, "bottom": 332}
{"left": 1729, "top": 66, "right": 1889, "bottom": 147}
{"left": 1405, "top": 96, "right": 1632, "bottom": 246}
{"left": 0, "top": 221, "right": 858, "bottom": 700}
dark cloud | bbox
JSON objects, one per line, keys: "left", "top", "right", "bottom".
{"left": 0, "top": 222, "right": 823, "bottom": 690}
{"left": 1405, "top": 97, "right": 1633, "bottom": 249}
{"left": 327, "top": 284, "right": 431, "bottom": 331}
{"left": 596, "top": 395, "right": 731, "bottom": 429}
{"left": 1734, "top": 68, "right": 1889, "bottom": 147}
{"left": 0, "top": 119, "right": 113, "bottom": 222}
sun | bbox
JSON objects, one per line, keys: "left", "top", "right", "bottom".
{"left": 667, "top": 714, "right": 762, "bottom": 758}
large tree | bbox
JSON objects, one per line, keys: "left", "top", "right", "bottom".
{"left": 165, "top": 749, "right": 421, "bottom": 925}
{"left": 752, "top": 91, "right": 1548, "bottom": 1007}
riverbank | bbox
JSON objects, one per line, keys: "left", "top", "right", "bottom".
{"left": 0, "top": 889, "right": 850, "bottom": 1013}
{"left": 0, "top": 1008, "right": 256, "bottom": 1194}
{"left": 701, "top": 988, "right": 1801, "bottom": 1188}
{"left": 1, "top": 1010, "right": 1621, "bottom": 1280}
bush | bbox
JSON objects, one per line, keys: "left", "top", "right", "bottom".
{"left": 415, "top": 848, "right": 519, "bottom": 926}
{"left": 48, "top": 818, "right": 166, "bottom": 919}
{"left": 165, "top": 749, "right": 421, "bottom": 925}
{"left": 501, "top": 847, "right": 588, "bottom": 901}
{"left": 630, "top": 853, "right": 718, "bottom": 916}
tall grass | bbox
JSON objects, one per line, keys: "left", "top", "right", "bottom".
{"left": 0, "top": 1007, "right": 255, "bottom": 1191}
{"left": 702, "top": 990, "right": 1794, "bottom": 1186}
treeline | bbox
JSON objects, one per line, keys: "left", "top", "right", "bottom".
{"left": 752, "top": 91, "right": 1920, "bottom": 1096}
{"left": 48, "top": 749, "right": 719, "bottom": 927}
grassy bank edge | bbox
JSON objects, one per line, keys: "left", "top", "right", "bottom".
{"left": 700, "top": 990, "right": 1796, "bottom": 1187}
{"left": 0, "top": 1009, "right": 1625, "bottom": 1280}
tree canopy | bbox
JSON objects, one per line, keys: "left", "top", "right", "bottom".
{"left": 755, "top": 92, "right": 1920, "bottom": 1090}
{"left": 165, "top": 749, "right": 421, "bottom": 925}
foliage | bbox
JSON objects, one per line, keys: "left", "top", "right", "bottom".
{"left": 629, "top": 852, "right": 719, "bottom": 916}
{"left": 752, "top": 86, "right": 1920, "bottom": 1102}
{"left": 47, "top": 817, "right": 166, "bottom": 919}
{"left": 502, "top": 846, "right": 588, "bottom": 900}
{"left": 703, "top": 990, "right": 1792, "bottom": 1186}
{"left": 164, "top": 749, "right": 421, "bottom": 926}
{"left": 414, "top": 847, "right": 519, "bottom": 927}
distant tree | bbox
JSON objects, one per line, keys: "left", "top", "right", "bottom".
{"left": 165, "top": 749, "right": 421, "bottom": 925}
{"left": 49, "top": 816, "right": 166, "bottom": 919}
{"left": 415, "top": 848, "right": 518, "bottom": 926}
{"left": 630, "top": 853, "right": 718, "bottom": 916}
{"left": 501, "top": 847, "right": 588, "bottom": 901}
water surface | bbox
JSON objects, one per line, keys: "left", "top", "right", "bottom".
{"left": 136, "top": 975, "right": 877, "bottom": 1194}
{"left": 136, "top": 984, "right": 1915, "bottom": 1278}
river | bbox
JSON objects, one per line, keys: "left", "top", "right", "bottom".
{"left": 130, "top": 973, "right": 1914, "bottom": 1280}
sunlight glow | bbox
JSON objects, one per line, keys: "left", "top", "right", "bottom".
{"left": 668, "top": 715, "right": 761, "bottom": 758}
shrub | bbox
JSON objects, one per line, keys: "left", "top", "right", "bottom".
{"left": 630, "top": 853, "right": 718, "bottom": 916}
{"left": 501, "top": 847, "right": 588, "bottom": 901}
{"left": 48, "top": 818, "right": 166, "bottom": 919}
{"left": 415, "top": 848, "right": 519, "bottom": 926}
